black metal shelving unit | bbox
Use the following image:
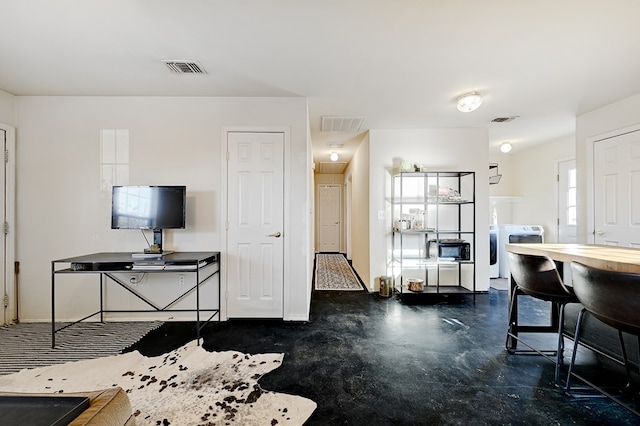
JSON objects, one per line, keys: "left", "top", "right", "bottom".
{"left": 391, "top": 171, "right": 477, "bottom": 299}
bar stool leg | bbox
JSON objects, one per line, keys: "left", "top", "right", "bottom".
{"left": 564, "top": 307, "right": 586, "bottom": 394}
{"left": 555, "top": 302, "right": 567, "bottom": 387}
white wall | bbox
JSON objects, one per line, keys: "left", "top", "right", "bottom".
{"left": 367, "top": 128, "right": 490, "bottom": 292}
{"left": 0, "top": 90, "right": 16, "bottom": 125}
{"left": 345, "top": 133, "right": 370, "bottom": 287}
{"left": 488, "top": 153, "right": 516, "bottom": 225}
{"left": 577, "top": 92, "right": 640, "bottom": 242}
{"left": 15, "top": 96, "right": 312, "bottom": 322}
{"left": 509, "top": 135, "right": 574, "bottom": 242}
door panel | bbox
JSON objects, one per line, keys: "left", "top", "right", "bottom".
{"left": 227, "top": 132, "right": 284, "bottom": 318}
{"left": 317, "top": 184, "right": 341, "bottom": 252}
{"left": 594, "top": 130, "right": 640, "bottom": 246}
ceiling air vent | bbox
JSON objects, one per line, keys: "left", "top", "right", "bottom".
{"left": 321, "top": 116, "right": 365, "bottom": 132}
{"left": 162, "top": 60, "right": 207, "bottom": 74}
{"left": 490, "top": 116, "right": 519, "bottom": 123}
{"left": 319, "top": 162, "right": 347, "bottom": 174}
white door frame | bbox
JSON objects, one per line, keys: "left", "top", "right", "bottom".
{"left": 220, "top": 126, "right": 291, "bottom": 321}
{"left": 587, "top": 123, "right": 640, "bottom": 244}
{"left": 0, "top": 123, "right": 15, "bottom": 326}
{"left": 556, "top": 156, "right": 576, "bottom": 243}
{"left": 346, "top": 176, "right": 352, "bottom": 260}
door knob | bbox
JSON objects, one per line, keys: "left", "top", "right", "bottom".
{"left": 595, "top": 230, "right": 605, "bottom": 236}
{"left": 268, "top": 231, "right": 282, "bottom": 238}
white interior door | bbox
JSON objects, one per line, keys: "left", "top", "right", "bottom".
{"left": 593, "top": 130, "right": 640, "bottom": 247}
{"left": 317, "top": 184, "right": 341, "bottom": 252}
{"left": 0, "top": 125, "right": 15, "bottom": 326}
{"left": 226, "top": 132, "right": 284, "bottom": 318}
{"left": 557, "top": 158, "right": 577, "bottom": 243}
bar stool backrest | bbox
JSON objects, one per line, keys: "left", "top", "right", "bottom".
{"left": 570, "top": 262, "right": 640, "bottom": 336}
{"left": 507, "top": 252, "right": 575, "bottom": 301}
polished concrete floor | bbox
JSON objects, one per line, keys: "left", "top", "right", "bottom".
{"left": 128, "top": 288, "right": 640, "bottom": 425}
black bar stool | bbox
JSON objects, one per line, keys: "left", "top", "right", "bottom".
{"left": 566, "top": 261, "right": 640, "bottom": 404}
{"left": 505, "top": 252, "right": 579, "bottom": 386}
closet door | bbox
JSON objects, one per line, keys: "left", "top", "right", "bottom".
{"left": 0, "top": 124, "right": 15, "bottom": 326}
{"left": 317, "top": 184, "right": 341, "bottom": 252}
{"left": 593, "top": 130, "right": 640, "bottom": 247}
{"left": 226, "top": 131, "right": 284, "bottom": 318}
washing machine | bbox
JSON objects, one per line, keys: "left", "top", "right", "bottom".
{"left": 489, "top": 225, "right": 499, "bottom": 278}
{"left": 498, "top": 224, "right": 544, "bottom": 278}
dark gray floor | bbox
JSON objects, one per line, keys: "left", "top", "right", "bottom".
{"left": 127, "top": 289, "right": 640, "bottom": 425}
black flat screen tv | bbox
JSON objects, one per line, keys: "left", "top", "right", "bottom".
{"left": 111, "top": 185, "right": 186, "bottom": 230}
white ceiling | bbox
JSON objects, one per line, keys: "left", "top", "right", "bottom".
{"left": 3, "top": 1, "right": 640, "bottom": 167}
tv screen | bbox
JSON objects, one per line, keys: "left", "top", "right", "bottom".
{"left": 111, "top": 185, "right": 186, "bottom": 230}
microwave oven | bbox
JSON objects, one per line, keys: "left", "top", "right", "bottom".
{"left": 428, "top": 239, "right": 471, "bottom": 260}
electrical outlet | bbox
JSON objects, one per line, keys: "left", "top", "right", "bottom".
{"left": 178, "top": 274, "right": 186, "bottom": 285}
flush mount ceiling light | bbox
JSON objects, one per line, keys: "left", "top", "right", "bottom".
{"left": 330, "top": 152, "right": 339, "bottom": 162}
{"left": 500, "top": 142, "right": 512, "bottom": 153}
{"left": 456, "top": 92, "right": 483, "bottom": 113}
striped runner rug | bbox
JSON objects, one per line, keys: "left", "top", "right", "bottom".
{"left": 0, "top": 321, "right": 162, "bottom": 375}
{"left": 314, "top": 253, "right": 363, "bottom": 291}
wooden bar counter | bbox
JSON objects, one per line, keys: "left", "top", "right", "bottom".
{"left": 504, "top": 243, "right": 640, "bottom": 353}
{"left": 505, "top": 243, "right": 640, "bottom": 274}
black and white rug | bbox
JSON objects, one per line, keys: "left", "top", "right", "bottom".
{"left": 0, "top": 321, "right": 163, "bottom": 375}
{"left": 314, "top": 254, "right": 363, "bottom": 291}
{"left": 0, "top": 340, "right": 317, "bottom": 425}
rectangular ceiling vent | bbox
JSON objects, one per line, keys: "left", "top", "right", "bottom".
{"left": 490, "top": 116, "right": 519, "bottom": 123}
{"left": 319, "top": 162, "right": 347, "bottom": 174}
{"left": 162, "top": 60, "right": 207, "bottom": 74}
{"left": 321, "top": 116, "right": 365, "bottom": 132}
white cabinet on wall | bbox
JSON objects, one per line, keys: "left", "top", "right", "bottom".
{"left": 391, "top": 171, "right": 477, "bottom": 298}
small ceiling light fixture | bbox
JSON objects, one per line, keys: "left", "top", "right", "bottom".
{"left": 330, "top": 152, "right": 339, "bottom": 162}
{"left": 500, "top": 142, "right": 512, "bottom": 153}
{"left": 456, "top": 92, "right": 483, "bottom": 113}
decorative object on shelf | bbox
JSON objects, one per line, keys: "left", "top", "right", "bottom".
{"left": 406, "top": 278, "right": 424, "bottom": 292}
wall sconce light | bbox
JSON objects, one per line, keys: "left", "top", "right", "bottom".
{"left": 330, "top": 152, "right": 339, "bottom": 162}
{"left": 500, "top": 142, "right": 512, "bottom": 153}
{"left": 456, "top": 92, "right": 483, "bottom": 112}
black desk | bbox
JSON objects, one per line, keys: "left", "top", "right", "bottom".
{"left": 51, "top": 251, "right": 220, "bottom": 348}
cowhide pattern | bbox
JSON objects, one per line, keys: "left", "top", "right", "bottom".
{"left": 0, "top": 340, "right": 316, "bottom": 425}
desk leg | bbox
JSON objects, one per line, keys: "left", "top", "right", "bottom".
{"left": 196, "top": 268, "right": 201, "bottom": 345}
{"left": 100, "top": 274, "right": 104, "bottom": 323}
{"left": 51, "top": 262, "right": 56, "bottom": 348}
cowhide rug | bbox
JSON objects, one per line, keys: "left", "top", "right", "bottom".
{"left": 0, "top": 340, "right": 316, "bottom": 425}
